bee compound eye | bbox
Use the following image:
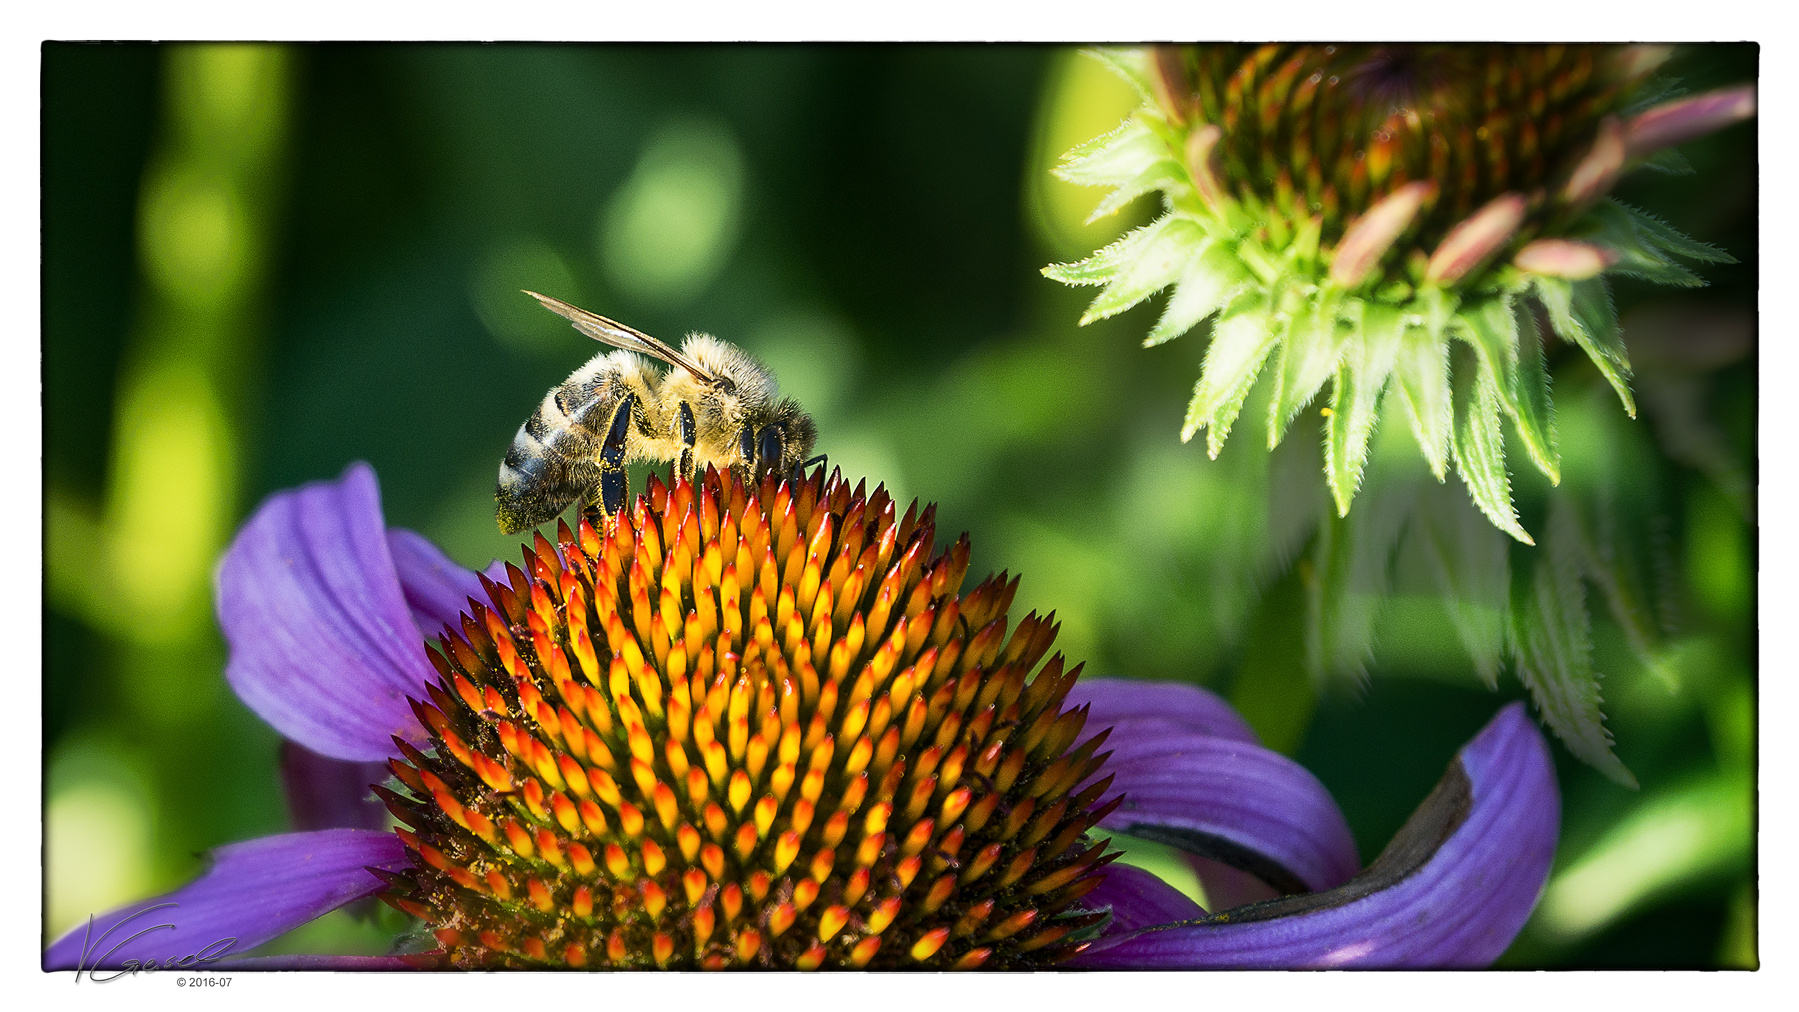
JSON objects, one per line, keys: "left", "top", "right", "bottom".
{"left": 757, "top": 425, "right": 784, "bottom": 473}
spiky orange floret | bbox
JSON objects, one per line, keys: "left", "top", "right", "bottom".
{"left": 378, "top": 466, "right": 1120, "bottom": 969}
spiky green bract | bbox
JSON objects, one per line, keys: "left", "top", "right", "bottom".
{"left": 1045, "top": 45, "right": 1746, "bottom": 541}
{"left": 1516, "top": 500, "right": 1636, "bottom": 787}
{"left": 1267, "top": 408, "right": 1665, "bottom": 787}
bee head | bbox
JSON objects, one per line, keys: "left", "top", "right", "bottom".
{"left": 739, "top": 397, "right": 817, "bottom": 477}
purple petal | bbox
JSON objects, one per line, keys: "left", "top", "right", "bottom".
{"left": 45, "top": 829, "right": 407, "bottom": 973}
{"left": 213, "top": 953, "right": 416, "bottom": 970}
{"left": 1515, "top": 239, "right": 1615, "bottom": 280}
{"left": 1086, "top": 863, "right": 1206, "bottom": 934}
{"left": 1625, "top": 85, "right": 1756, "bottom": 158}
{"left": 280, "top": 740, "right": 393, "bottom": 832}
{"left": 1329, "top": 180, "right": 1434, "bottom": 287}
{"left": 1425, "top": 192, "right": 1526, "bottom": 285}
{"left": 217, "top": 463, "right": 433, "bottom": 761}
{"left": 1092, "top": 720, "right": 1360, "bottom": 894}
{"left": 1071, "top": 678, "right": 1355, "bottom": 895}
{"left": 387, "top": 528, "right": 489, "bottom": 638}
{"left": 1067, "top": 677, "right": 1259, "bottom": 746}
{"left": 1558, "top": 117, "right": 1624, "bottom": 208}
{"left": 1070, "top": 703, "right": 1559, "bottom": 969}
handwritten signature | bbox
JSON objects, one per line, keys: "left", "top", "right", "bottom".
{"left": 67, "top": 903, "right": 237, "bottom": 983}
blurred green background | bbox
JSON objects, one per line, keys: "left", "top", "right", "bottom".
{"left": 42, "top": 43, "right": 1755, "bottom": 967}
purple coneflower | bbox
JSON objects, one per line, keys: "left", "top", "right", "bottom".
{"left": 47, "top": 463, "right": 1557, "bottom": 971}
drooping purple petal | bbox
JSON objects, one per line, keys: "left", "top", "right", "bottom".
{"left": 45, "top": 829, "right": 407, "bottom": 973}
{"left": 1067, "top": 677, "right": 1259, "bottom": 746}
{"left": 1089, "top": 718, "right": 1360, "bottom": 894}
{"left": 1085, "top": 863, "right": 1206, "bottom": 934}
{"left": 386, "top": 528, "right": 489, "bottom": 638}
{"left": 1075, "top": 675, "right": 1356, "bottom": 895}
{"left": 217, "top": 463, "right": 433, "bottom": 761}
{"left": 280, "top": 739, "right": 393, "bottom": 833}
{"left": 1071, "top": 703, "right": 1559, "bottom": 969}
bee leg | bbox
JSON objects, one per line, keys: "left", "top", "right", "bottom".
{"left": 583, "top": 391, "right": 637, "bottom": 525}
{"left": 785, "top": 455, "right": 826, "bottom": 486}
{"left": 675, "top": 400, "right": 698, "bottom": 479}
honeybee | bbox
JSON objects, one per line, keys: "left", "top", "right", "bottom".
{"left": 495, "top": 292, "right": 818, "bottom": 534}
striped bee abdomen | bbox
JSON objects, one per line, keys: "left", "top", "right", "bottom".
{"left": 494, "top": 378, "right": 614, "bottom": 535}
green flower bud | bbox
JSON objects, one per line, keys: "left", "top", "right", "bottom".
{"left": 1046, "top": 45, "right": 1753, "bottom": 540}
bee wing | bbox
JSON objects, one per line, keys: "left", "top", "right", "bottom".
{"left": 523, "top": 291, "right": 717, "bottom": 382}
